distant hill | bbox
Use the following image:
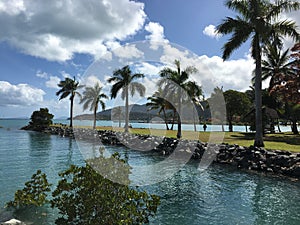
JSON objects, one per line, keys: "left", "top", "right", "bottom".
{"left": 74, "top": 102, "right": 211, "bottom": 122}
{"left": 74, "top": 104, "right": 160, "bottom": 122}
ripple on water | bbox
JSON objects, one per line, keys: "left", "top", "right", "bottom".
{"left": 1, "top": 123, "right": 300, "bottom": 225}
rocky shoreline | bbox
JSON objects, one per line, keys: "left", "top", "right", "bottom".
{"left": 42, "top": 126, "right": 300, "bottom": 179}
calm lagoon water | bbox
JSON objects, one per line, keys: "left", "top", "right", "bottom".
{"left": 0, "top": 119, "right": 300, "bottom": 224}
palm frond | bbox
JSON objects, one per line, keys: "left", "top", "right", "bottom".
{"left": 83, "top": 99, "right": 93, "bottom": 111}
{"left": 110, "top": 81, "right": 124, "bottom": 99}
{"left": 131, "top": 73, "right": 145, "bottom": 80}
{"left": 267, "top": 0, "right": 300, "bottom": 20}
{"left": 159, "top": 68, "right": 176, "bottom": 78}
{"left": 272, "top": 20, "right": 300, "bottom": 41}
{"left": 222, "top": 28, "right": 252, "bottom": 60}
{"left": 226, "top": 0, "right": 250, "bottom": 19}
{"left": 217, "top": 17, "right": 252, "bottom": 60}
{"left": 107, "top": 76, "right": 122, "bottom": 83}
{"left": 99, "top": 100, "right": 106, "bottom": 111}
{"left": 130, "top": 82, "right": 146, "bottom": 97}
{"left": 59, "top": 91, "right": 71, "bottom": 100}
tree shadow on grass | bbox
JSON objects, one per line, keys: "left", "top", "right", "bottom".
{"left": 230, "top": 132, "right": 300, "bottom": 145}
{"left": 264, "top": 133, "right": 300, "bottom": 145}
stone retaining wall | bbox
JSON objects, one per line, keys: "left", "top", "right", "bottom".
{"left": 43, "top": 126, "right": 300, "bottom": 179}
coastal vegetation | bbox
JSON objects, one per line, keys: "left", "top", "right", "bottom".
{"left": 216, "top": 0, "right": 300, "bottom": 147}
{"left": 6, "top": 153, "right": 160, "bottom": 225}
{"left": 80, "top": 82, "right": 108, "bottom": 129}
{"left": 107, "top": 65, "right": 145, "bottom": 133}
{"left": 3, "top": 1, "right": 300, "bottom": 224}
{"left": 158, "top": 59, "right": 199, "bottom": 138}
{"left": 21, "top": 108, "right": 54, "bottom": 131}
{"left": 56, "top": 77, "right": 82, "bottom": 128}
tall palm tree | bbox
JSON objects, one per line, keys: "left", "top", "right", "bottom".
{"left": 252, "top": 44, "right": 296, "bottom": 90}
{"left": 80, "top": 82, "right": 108, "bottom": 129}
{"left": 217, "top": 0, "right": 299, "bottom": 147}
{"left": 159, "top": 59, "right": 198, "bottom": 138}
{"left": 185, "top": 81, "right": 204, "bottom": 132}
{"left": 56, "top": 77, "right": 82, "bottom": 127}
{"left": 107, "top": 65, "right": 145, "bottom": 132}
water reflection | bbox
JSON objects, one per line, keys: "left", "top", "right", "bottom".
{"left": 28, "top": 131, "right": 51, "bottom": 157}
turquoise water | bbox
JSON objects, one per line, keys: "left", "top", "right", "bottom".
{"left": 1, "top": 120, "right": 300, "bottom": 224}
{"left": 69, "top": 119, "right": 294, "bottom": 133}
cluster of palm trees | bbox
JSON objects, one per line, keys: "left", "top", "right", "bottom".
{"left": 56, "top": 61, "right": 203, "bottom": 139}
{"left": 56, "top": 0, "right": 300, "bottom": 147}
{"left": 56, "top": 66, "right": 143, "bottom": 130}
{"left": 147, "top": 60, "right": 203, "bottom": 138}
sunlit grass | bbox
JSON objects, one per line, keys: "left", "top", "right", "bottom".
{"left": 51, "top": 124, "right": 300, "bottom": 152}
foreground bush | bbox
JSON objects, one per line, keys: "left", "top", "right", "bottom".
{"left": 7, "top": 153, "right": 160, "bottom": 225}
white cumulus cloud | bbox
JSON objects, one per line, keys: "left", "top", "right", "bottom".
{"left": 203, "top": 25, "right": 221, "bottom": 39}
{"left": 145, "top": 22, "right": 169, "bottom": 49}
{"left": 112, "top": 43, "right": 144, "bottom": 59}
{"left": 0, "top": 0, "right": 146, "bottom": 61}
{"left": 46, "top": 76, "right": 61, "bottom": 89}
{"left": 0, "top": 81, "right": 45, "bottom": 106}
{"left": 36, "top": 70, "right": 48, "bottom": 79}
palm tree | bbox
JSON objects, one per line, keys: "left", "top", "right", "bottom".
{"left": 217, "top": 0, "right": 299, "bottom": 147}
{"left": 208, "top": 86, "right": 226, "bottom": 132}
{"left": 185, "top": 81, "right": 204, "bottom": 131}
{"left": 159, "top": 59, "right": 198, "bottom": 138}
{"left": 147, "top": 94, "right": 170, "bottom": 130}
{"left": 112, "top": 106, "right": 123, "bottom": 128}
{"left": 56, "top": 77, "right": 82, "bottom": 127}
{"left": 107, "top": 65, "right": 145, "bottom": 132}
{"left": 252, "top": 44, "right": 296, "bottom": 90}
{"left": 80, "top": 82, "right": 108, "bottom": 129}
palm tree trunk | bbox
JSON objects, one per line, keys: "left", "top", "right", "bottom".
{"left": 125, "top": 85, "right": 129, "bottom": 132}
{"left": 229, "top": 120, "right": 233, "bottom": 132}
{"left": 291, "top": 119, "right": 299, "bottom": 135}
{"left": 177, "top": 89, "right": 182, "bottom": 139}
{"left": 162, "top": 108, "right": 170, "bottom": 130}
{"left": 93, "top": 105, "right": 97, "bottom": 129}
{"left": 193, "top": 106, "right": 197, "bottom": 132}
{"left": 277, "top": 119, "right": 281, "bottom": 133}
{"left": 171, "top": 110, "right": 175, "bottom": 130}
{"left": 70, "top": 95, "right": 74, "bottom": 128}
{"left": 254, "top": 41, "right": 264, "bottom": 147}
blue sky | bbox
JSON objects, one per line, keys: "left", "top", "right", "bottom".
{"left": 0, "top": 0, "right": 299, "bottom": 118}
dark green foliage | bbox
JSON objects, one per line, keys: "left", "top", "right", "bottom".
{"left": 7, "top": 153, "right": 160, "bottom": 225}
{"left": 56, "top": 77, "right": 82, "bottom": 127}
{"left": 217, "top": 0, "right": 300, "bottom": 146}
{"left": 6, "top": 170, "right": 51, "bottom": 208}
{"left": 22, "top": 108, "right": 54, "bottom": 131}
{"left": 51, "top": 153, "right": 160, "bottom": 225}
{"left": 107, "top": 65, "right": 145, "bottom": 133}
{"left": 224, "top": 90, "right": 251, "bottom": 132}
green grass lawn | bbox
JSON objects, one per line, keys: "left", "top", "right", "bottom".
{"left": 52, "top": 124, "right": 300, "bottom": 152}
{"left": 94, "top": 126, "right": 300, "bottom": 152}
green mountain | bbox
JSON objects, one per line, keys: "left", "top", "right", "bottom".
{"left": 74, "top": 104, "right": 160, "bottom": 122}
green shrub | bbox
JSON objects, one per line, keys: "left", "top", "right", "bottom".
{"left": 6, "top": 170, "right": 51, "bottom": 208}
{"left": 7, "top": 153, "right": 160, "bottom": 225}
